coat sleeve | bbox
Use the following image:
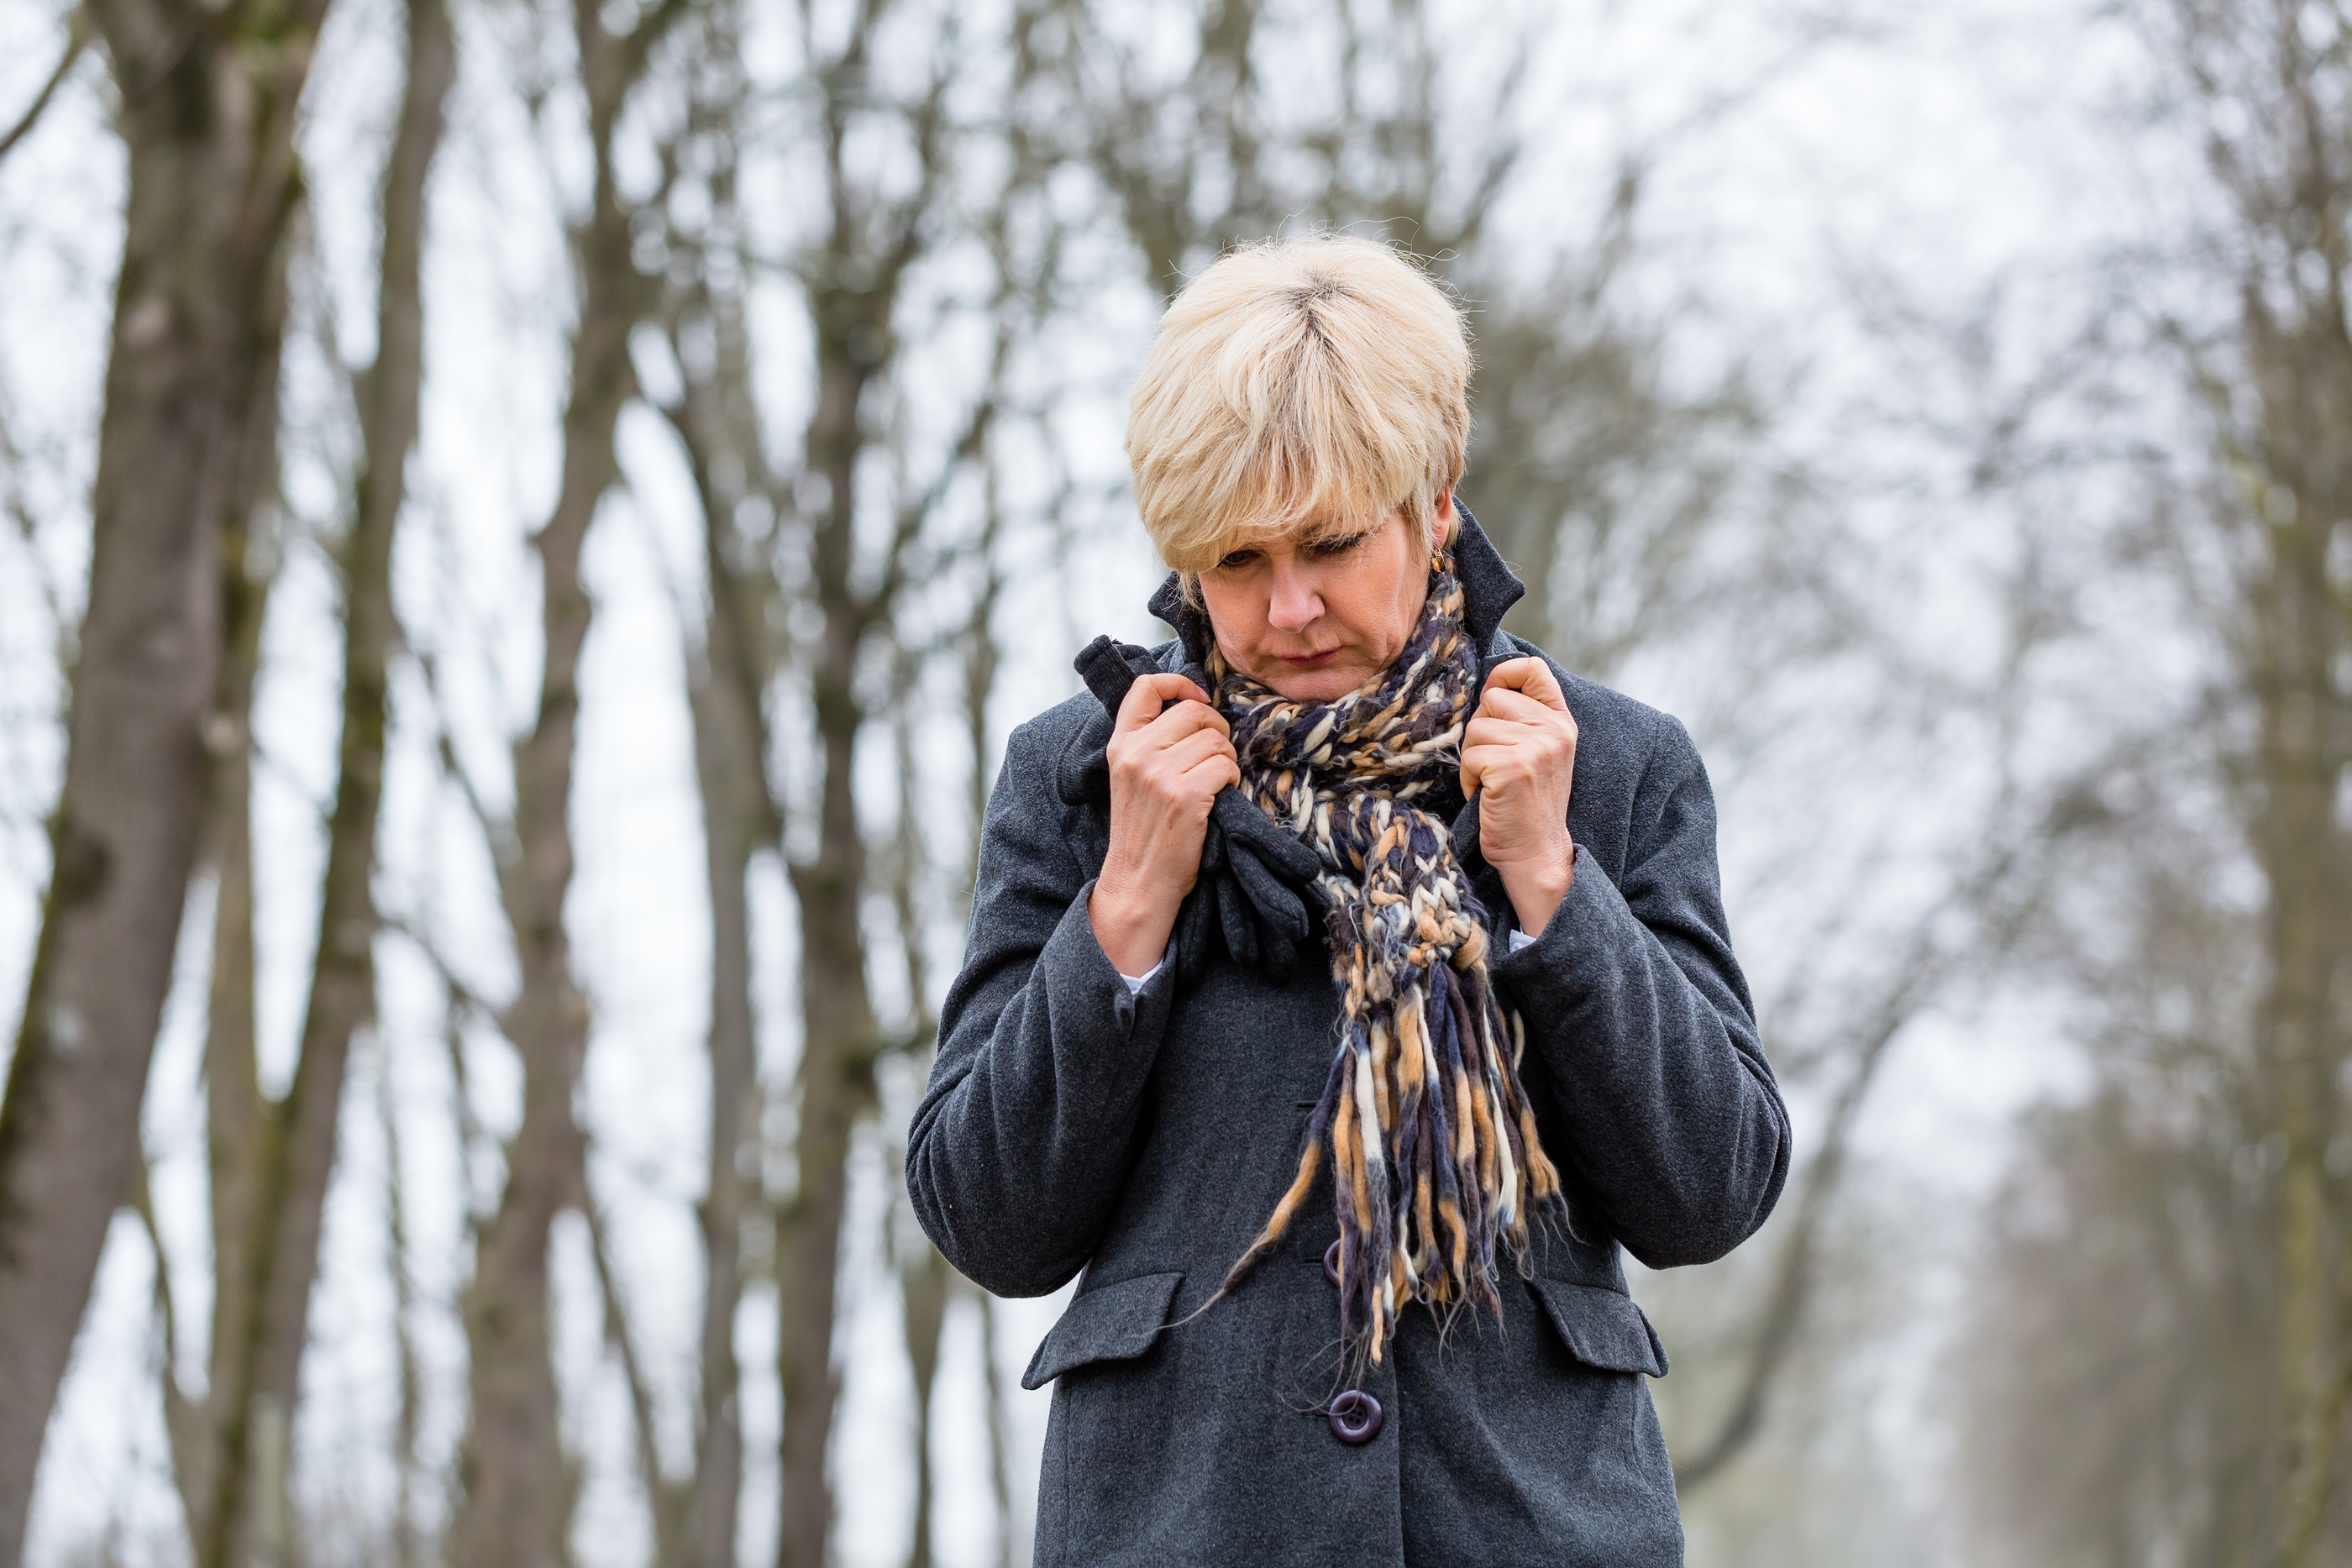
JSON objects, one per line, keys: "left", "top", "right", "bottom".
{"left": 1492, "top": 711, "right": 1790, "bottom": 1269}
{"left": 905, "top": 715, "right": 1175, "bottom": 1298}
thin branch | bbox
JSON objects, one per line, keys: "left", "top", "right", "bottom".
{"left": 610, "top": 0, "right": 699, "bottom": 96}
{"left": 379, "top": 912, "right": 507, "bottom": 1030}
{"left": 438, "top": 990, "right": 486, "bottom": 1230}
{"left": 377, "top": 1034, "right": 423, "bottom": 1568}
{"left": 582, "top": 1173, "right": 681, "bottom": 1531}
{"left": 865, "top": 383, "right": 1000, "bottom": 619}
{"left": 412, "top": 644, "right": 523, "bottom": 911}
{"left": 128, "top": 1156, "right": 186, "bottom": 1403}
{"left": 0, "top": 8, "right": 89, "bottom": 165}
{"left": 129, "top": 1152, "right": 203, "bottom": 1518}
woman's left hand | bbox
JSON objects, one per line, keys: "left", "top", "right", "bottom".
{"left": 1460, "top": 657, "right": 1578, "bottom": 938}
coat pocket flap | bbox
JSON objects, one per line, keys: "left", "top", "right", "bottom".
{"left": 1021, "top": 1272, "right": 1184, "bottom": 1390}
{"left": 1529, "top": 1280, "right": 1669, "bottom": 1377}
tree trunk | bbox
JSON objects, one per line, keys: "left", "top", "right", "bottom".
{"left": 775, "top": 728, "right": 877, "bottom": 1568}
{"left": 685, "top": 489, "right": 769, "bottom": 1568}
{"left": 645, "top": 27, "right": 776, "bottom": 1557}
{"left": 2245, "top": 312, "right": 2352, "bottom": 1568}
{"left": 2214, "top": 21, "right": 2352, "bottom": 1553}
{"left": 900, "top": 1245, "right": 949, "bottom": 1568}
{"left": 769, "top": 44, "right": 961, "bottom": 1549}
{"left": 679, "top": 664, "right": 759, "bottom": 1568}
{"left": 191, "top": 0, "right": 453, "bottom": 1560}
{"left": 655, "top": 309, "right": 772, "bottom": 1568}
{"left": 979, "top": 1292, "right": 1017, "bottom": 1568}
{"left": 448, "top": 6, "right": 651, "bottom": 1559}
{"left": 776, "top": 322, "right": 883, "bottom": 1568}
{"left": 0, "top": 2, "right": 326, "bottom": 1555}
{"left": 166, "top": 506, "right": 276, "bottom": 1546}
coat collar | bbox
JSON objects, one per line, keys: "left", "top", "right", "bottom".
{"left": 1145, "top": 498, "right": 1525, "bottom": 671}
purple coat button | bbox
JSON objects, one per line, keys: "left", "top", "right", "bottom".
{"left": 1329, "top": 1390, "right": 1383, "bottom": 1445}
{"left": 1322, "top": 1239, "right": 1342, "bottom": 1287}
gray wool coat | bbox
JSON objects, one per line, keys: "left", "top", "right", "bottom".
{"left": 906, "top": 509, "right": 1790, "bottom": 1567}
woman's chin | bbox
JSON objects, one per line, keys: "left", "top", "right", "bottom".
{"left": 1257, "top": 663, "right": 1373, "bottom": 702}
{"left": 1218, "top": 639, "right": 1383, "bottom": 701}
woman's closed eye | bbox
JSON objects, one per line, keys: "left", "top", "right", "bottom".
{"left": 1306, "top": 530, "right": 1371, "bottom": 559}
{"left": 1214, "top": 547, "right": 1263, "bottom": 570}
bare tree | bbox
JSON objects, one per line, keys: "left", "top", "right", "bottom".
{"left": 1069, "top": 0, "right": 1531, "bottom": 294}
{"left": 769, "top": 12, "right": 967, "bottom": 1565}
{"left": 0, "top": 0, "right": 332, "bottom": 1554}
{"left": 2177, "top": 9, "right": 2352, "bottom": 1551}
{"left": 672, "top": 316, "right": 774, "bottom": 1568}
{"left": 145, "top": 2, "right": 459, "bottom": 1562}
{"left": 448, "top": 3, "right": 691, "bottom": 1561}
{"left": 1951, "top": 4, "right": 2352, "bottom": 1559}
{"left": 885, "top": 655, "right": 951, "bottom": 1568}
{"left": 617, "top": 3, "right": 1058, "bottom": 1559}
{"left": 632, "top": 22, "right": 783, "bottom": 1555}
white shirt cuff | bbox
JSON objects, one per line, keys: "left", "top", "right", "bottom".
{"left": 1508, "top": 927, "right": 1537, "bottom": 953}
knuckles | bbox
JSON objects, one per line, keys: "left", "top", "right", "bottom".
{"left": 1108, "top": 744, "right": 1229, "bottom": 809}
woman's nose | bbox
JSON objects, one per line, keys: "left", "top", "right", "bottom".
{"left": 1267, "top": 565, "right": 1321, "bottom": 632}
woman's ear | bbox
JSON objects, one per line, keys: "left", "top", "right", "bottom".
{"left": 1431, "top": 488, "right": 1455, "bottom": 548}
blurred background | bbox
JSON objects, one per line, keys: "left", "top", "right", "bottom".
{"left": 2, "top": 0, "right": 2349, "bottom": 1564}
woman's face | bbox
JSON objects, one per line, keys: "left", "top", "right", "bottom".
{"left": 1198, "top": 491, "right": 1454, "bottom": 702}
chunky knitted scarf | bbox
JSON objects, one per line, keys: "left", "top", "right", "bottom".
{"left": 1204, "top": 549, "right": 1568, "bottom": 1371}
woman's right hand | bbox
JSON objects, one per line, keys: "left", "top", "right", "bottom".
{"left": 1089, "top": 673, "right": 1239, "bottom": 977}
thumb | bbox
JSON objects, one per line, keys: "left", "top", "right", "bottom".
{"left": 1116, "top": 671, "right": 1207, "bottom": 733}
{"left": 1482, "top": 655, "right": 1568, "bottom": 712}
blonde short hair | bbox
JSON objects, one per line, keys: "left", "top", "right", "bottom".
{"left": 1125, "top": 234, "right": 1471, "bottom": 578}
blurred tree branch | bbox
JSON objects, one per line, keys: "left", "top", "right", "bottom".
{"left": 0, "top": 6, "right": 90, "bottom": 166}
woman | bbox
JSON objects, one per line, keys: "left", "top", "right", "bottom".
{"left": 906, "top": 235, "right": 1789, "bottom": 1566}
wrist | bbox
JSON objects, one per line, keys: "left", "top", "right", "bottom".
{"left": 1495, "top": 836, "right": 1574, "bottom": 941}
{"left": 1089, "top": 875, "right": 1178, "bottom": 976}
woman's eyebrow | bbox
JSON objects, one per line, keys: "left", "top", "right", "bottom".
{"left": 1299, "top": 513, "right": 1368, "bottom": 538}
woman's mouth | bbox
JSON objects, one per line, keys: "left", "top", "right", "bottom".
{"left": 1279, "top": 648, "right": 1340, "bottom": 668}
